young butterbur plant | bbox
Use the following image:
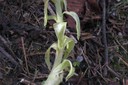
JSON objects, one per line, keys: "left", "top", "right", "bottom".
{"left": 43, "top": 0, "right": 80, "bottom": 85}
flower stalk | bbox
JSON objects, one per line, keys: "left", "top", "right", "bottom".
{"left": 43, "top": 0, "right": 80, "bottom": 85}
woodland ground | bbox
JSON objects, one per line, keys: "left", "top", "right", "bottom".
{"left": 0, "top": 0, "right": 128, "bottom": 85}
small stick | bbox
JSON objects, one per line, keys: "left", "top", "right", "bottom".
{"left": 102, "top": 0, "right": 108, "bottom": 76}
{"left": 21, "top": 37, "right": 29, "bottom": 74}
{"left": 20, "top": 79, "right": 36, "bottom": 85}
{"left": 0, "top": 46, "right": 18, "bottom": 66}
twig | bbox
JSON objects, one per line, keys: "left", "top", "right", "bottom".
{"left": 0, "top": 46, "right": 18, "bottom": 66}
{"left": 0, "top": 35, "right": 17, "bottom": 60}
{"left": 76, "top": 68, "right": 88, "bottom": 85}
{"left": 21, "top": 37, "right": 29, "bottom": 74}
{"left": 20, "top": 79, "right": 36, "bottom": 85}
{"left": 102, "top": 0, "right": 108, "bottom": 76}
{"left": 108, "top": 42, "right": 128, "bottom": 50}
{"left": 107, "top": 66, "right": 120, "bottom": 78}
{"left": 115, "top": 52, "right": 128, "bottom": 68}
{"left": 114, "top": 38, "right": 128, "bottom": 53}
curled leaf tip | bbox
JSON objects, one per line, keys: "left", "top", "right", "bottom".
{"left": 63, "top": 11, "right": 81, "bottom": 40}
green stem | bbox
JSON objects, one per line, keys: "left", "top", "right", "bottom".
{"left": 43, "top": 48, "right": 64, "bottom": 85}
{"left": 43, "top": 68, "right": 63, "bottom": 85}
{"left": 52, "top": 48, "right": 64, "bottom": 70}
{"left": 54, "top": 0, "right": 63, "bottom": 22}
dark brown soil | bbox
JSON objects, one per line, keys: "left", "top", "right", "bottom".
{"left": 0, "top": 0, "right": 128, "bottom": 85}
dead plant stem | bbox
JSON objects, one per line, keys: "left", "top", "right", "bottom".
{"left": 102, "top": 0, "right": 108, "bottom": 76}
{"left": 21, "top": 37, "right": 29, "bottom": 74}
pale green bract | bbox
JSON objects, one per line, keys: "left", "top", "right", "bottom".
{"left": 63, "top": 36, "right": 75, "bottom": 59}
{"left": 44, "top": 0, "right": 81, "bottom": 40}
{"left": 45, "top": 43, "right": 58, "bottom": 70}
{"left": 44, "top": 0, "right": 49, "bottom": 26}
{"left": 63, "top": 11, "right": 81, "bottom": 40}
{"left": 43, "top": 59, "right": 75, "bottom": 85}
{"left": 54, "top": 59, "right": 75, "bottom": 81}
{"left": 53, "top": 22, "right": 67, "bottom": 48}
{"left": 43, "top": 0, "right": 81, "bottom": 85}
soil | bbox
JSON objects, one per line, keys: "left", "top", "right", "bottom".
{"left": 0, "top": 0, "right": 128, "bottom": 85}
